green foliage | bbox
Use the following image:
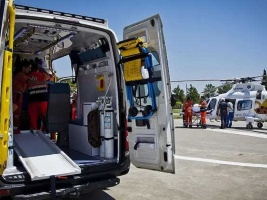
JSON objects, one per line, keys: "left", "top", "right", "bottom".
{"left": 217, "top": 83, "right": 233, "bottom": 94}
{"left": 202, "top": 84, "right": 217, "bottom": 98}
{"left": 62, "top": 79, "right": 77, "bottom": 93}
{"left": 176, "top": 101, "right": 182, "bottom": 109}
{"left": 172, "top": 85, "right": 185, "bottom": 103}
{"left": 186, "top": 84, "right": 200, "bottom": 104}
{"left": 172, "top": 108, "right": 182, "bottom": 119}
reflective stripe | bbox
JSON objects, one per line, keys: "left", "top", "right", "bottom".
{"left": 29, "top": 89, "right": 48, "bottom": 95}
{"left": 28, "top": 84, "right": 47, "bottom": 90}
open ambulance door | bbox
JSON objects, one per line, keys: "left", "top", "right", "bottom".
{"left": 120, "top": 14, "right": 175, "bottom": 173}
{"left": 0, "top": 0, "right": 15, "bottom": 175}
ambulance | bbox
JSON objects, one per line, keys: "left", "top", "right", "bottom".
{"left": 0, "top": 0, "right": 175, "bottom": 198}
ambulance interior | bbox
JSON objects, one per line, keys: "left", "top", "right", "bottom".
{"left": 10, "top": 19, "right": 122, "bottom": 176}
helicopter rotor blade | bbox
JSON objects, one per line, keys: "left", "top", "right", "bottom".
{"left": 171, "top": 75, "right": 263, "bottom": 83}
{"left": 170, "top": 79, "right": 224, "bottom": 83}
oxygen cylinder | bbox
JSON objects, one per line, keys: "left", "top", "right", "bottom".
{"left": 99, "top": 96, "right": 114, "bottom": 158}
{"left": 99, "top": 109, "right": 105, "bottom": 157}
{"left": 104, "top": 108, "right": 114, "bottom": 158}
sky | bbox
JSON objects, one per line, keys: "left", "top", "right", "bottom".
{"left": 15, "top": 0, "right": 267, "bottom": 94}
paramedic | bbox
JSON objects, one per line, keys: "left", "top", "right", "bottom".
{"left": 13, "top": 60, "right": 32, "bottom": 130}
{"left": 27, "top": 62, "right": 50, "bottom": 130}
{"left": 71, "top": 92, "right": 78, "bottom": 120}
{"left": 218, "top": 98, "right": 228, "bottom": 129}
{"left": 226, "top": 101, "right": 234, "bottom": 128}
{"left": 199, "top": 96, "right": 207, "bottom": 128}
{"left": 183, "top": 97, "right": 193, "bottom": 128}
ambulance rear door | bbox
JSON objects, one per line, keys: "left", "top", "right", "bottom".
{"left": 122, "top": 14, "right": 175, "bottom": 173}
{"left": 0, "top": 0, "right": 15, "bottom": 175}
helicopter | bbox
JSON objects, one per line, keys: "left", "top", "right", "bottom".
{"left": 171, "top": 75, "right": 267, "bottom": 129}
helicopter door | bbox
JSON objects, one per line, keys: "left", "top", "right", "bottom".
{"left": 121, "top": 14, "right": 175, "bottom": 173}
{"left": 234, "top": 99, "right": 254, "bottom": 120}
{"left": 206, "top": 98, "right": 218, "bottom": 119}
{"left": 0, "top": 0, "right": 15, "bottom": 175}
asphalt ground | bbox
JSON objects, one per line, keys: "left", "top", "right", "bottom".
{"left": 72, "top": 119, "right": 267, "bottom": 200}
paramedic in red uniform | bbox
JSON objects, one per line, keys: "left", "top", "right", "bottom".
{"left": 12, "top": 60, "right": 32, "bottom": 130}
{"left": 183, "top": 97, "right": 193, "bottom": 128}
{"left": 27, "top": 62, "right": 50, "bottom": 130}
{"left": 200, "top": 96, "right": 207, "bottom": 128}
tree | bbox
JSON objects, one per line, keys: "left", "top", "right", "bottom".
{"left": 172, "top": 85, "right": 185, "bottom": 103}
{"left": 187, "top": 84, "right": 200, "bottom": 104}
{"left": 202, "top": 84, "right": 217, "bottom": 98}
{"left": 60, "top": 78, "right": 77, "bottom": 94}
{"left": 261, "top": 69, "right": 267, "bottom": 90}
{"left": 217, "top": 82, "right": 233, "bottom": 94}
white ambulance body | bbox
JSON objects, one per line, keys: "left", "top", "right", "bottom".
{"left": 0, "top": 1, "right": 175, "bottom": 198}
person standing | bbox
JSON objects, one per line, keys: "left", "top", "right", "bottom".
{"left": 226, "top": 101, "right": 234, "bottom": 128}
{"left": 218, "top": 98, "right": 229, "bottom": 129}
{"left": 12, "top": 60, "right": 32, "bottom": 131}
{"left": 183, "top": 97, "right": 193, "bottom": 128}
{"left": 199, "top": 96, "right": 207, "bottom": 128}
{"left": 27, "top": 62, "right": 50, "bottom": 130}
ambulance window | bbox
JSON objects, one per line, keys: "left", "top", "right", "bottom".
{"left": 132, "top": 84, "right": 150, "bottom": 107}
{"left": 53, "top": 55, "right": 72, "bottom": 78}
{"left": 150, "top": 51, "right": 162, "bottom": 97}
{"left": 150, "top": 51, "right": 160, "bottom": 67}
{"left": 133, "top": 84, "right": 148, "bottom": 99}
{"left": 237, "top": 100, "right": 252, "bottom": 111}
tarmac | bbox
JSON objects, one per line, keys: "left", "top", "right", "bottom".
{"left": 73, "top": 118, "right": 267, "bottom": 200}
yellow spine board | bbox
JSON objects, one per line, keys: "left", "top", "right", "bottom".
{"left": 0, "top": 0, "right": 15, "bottom": 174}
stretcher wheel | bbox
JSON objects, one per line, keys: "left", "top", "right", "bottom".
{"left": 246, "top": 123, "right": 253, "bottom": 129}
{"left": 129, "top": 106, "right": 138, "bottom": 117}
{"left": 201, "top": 124, "right": 206, "bottom": 129}
{"left": 143, "top": 105, "right": 152, "bottom": 117}
{"left": 257, "top": 122, "right": 263, "bottom": 129}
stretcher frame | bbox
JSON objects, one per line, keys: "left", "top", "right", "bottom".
{"left": 181, "top": 109, "right": 213, "bottom": 128}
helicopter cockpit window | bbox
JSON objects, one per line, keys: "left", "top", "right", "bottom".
{"left": 237, "top": 100, "right": 252, "bottom": 111}
{"left": 207, "top": 98, "right": 217, "bottom": 110}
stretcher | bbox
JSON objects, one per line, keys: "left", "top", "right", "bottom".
{"left": 181, "top": 104, "right": 213, "bottom": 128}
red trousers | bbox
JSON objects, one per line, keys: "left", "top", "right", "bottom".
{"left": 201, "top": 111, "right": 206, "bottom": 125}
{"left": 184, "top": 110, "right": 192, "bottom": 126}
{"left": 28, "top": 101, "right": 47, "bottom": 130}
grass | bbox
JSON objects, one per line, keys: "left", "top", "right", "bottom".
{"left": 173, "top": 108, "right": 182, "bottom": 119}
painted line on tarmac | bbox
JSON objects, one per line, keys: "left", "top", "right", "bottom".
{"left": 206, "top": 128, "right": 267, "bottom": 139}
{"left": 174, "top": 155, "right": 267, "bottom": 168}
